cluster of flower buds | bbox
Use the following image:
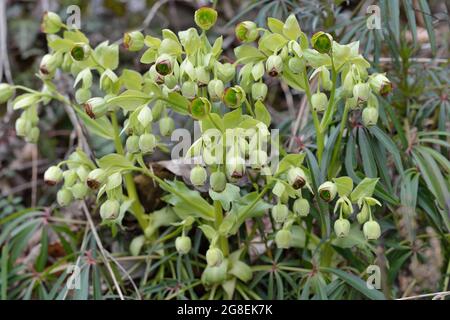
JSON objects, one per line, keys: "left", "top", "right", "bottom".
{"left": 186, "top": 121, "right": 272, "bottom": 191}
{"left": 269, "top": 164, "right": 314, "bottom": 249}
{"left": 316, "top": 177, "right": 382, "bottom": 240}
{"left": 43, "top": 150, "right": 97, "bottom": 207}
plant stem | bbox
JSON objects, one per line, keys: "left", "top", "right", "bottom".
{"left": 303, "top": 72, "right": 324, "bottom": 162}
{"left": 213, "top": 200, "right": 229, "bottom": 256}
{"left": 110, "top": 112, "right": 148, "bottom": 231}
{"left": 328, "top": 102, "right": 350, "bottom": 177}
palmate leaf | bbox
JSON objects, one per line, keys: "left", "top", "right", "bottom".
{"left": 161, "top": 180, "right": 215, "bottom": 221}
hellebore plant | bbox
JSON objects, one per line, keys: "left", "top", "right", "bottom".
{"left": 1, "top": 8, "right": 391, "bottom": 294}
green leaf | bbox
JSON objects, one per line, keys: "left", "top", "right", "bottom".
{"left": 13, "top": 93, "right": 41, "bottom": 110}
{"left": 199, "top": 225, "right": 218, "bottom": 242}
{"left": 254, "top": 100, "right": 271, "bottom": 126}
{"left": 98, "top": 153, "right": 135, "bottom": 171}
{"left": 106, "top": 90, "right": 152, "bottom": 111}
{"left": 120, "top": 69, "right": 143, "bottom": 91}
{"left": 223, "top": 108, "right": 242, "bottom": 129}
{"left": 322, "top": 267, "right": 385, "bottom": 300}
{"left": 276, "top": 153, "right": 306, "bottom": 175}
{"left": 234, "top": 45, "right": 265, "bottom": 64}
{"left": 267, "top": 17, "right": 284, "bottom": 34}
{"left": 283, "top": 14, "right": 302, "bottom": 40}
{"left": 140, "top": 48, "right": 158, "bottom": 64}
{"left": 209, "top": 183, "right": 241, "bottom": 211}
{"left": 73, "top": 105, "right": 114, "bottom": 140}
{"left": 418, "top": 0, "right": 436, "bottom": 54}
{"left": 350, "top": 178, "right": 379, "bottom": 202}
{"left": 35, "top": 225, "right": 48, "bottom": 272}
{"left": 333, "top": 176, "right": 353, "bottom": 197}
{"left": 258, "top": 33, "right": 288, "bottom": 53}
{"left": 48, "top": 37, "right": 74, "bottom": 52}
{"left": 161, "top": 180, "right": 215, "bottom": 221}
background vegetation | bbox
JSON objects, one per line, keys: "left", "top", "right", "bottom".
{"left": 0, "top": 0, "right": 448, "bottom": 300}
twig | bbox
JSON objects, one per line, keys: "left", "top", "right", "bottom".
{"left": 104, "top": 251, "right": 142, "bottom": 300}
{"left": 397, "top": 290, "right": 450, "bottom": 300}
{"left": 81, "top": 201, "right": 125, "bottom": 300}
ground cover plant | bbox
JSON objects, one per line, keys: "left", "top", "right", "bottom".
{"left": 0, "top": 1, "right": 448, "bottom": 300}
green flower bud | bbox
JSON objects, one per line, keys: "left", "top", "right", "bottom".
{"left": 362, "top": 107, "right": 378, "bottom": 127}
{"left": 210, "top": 171, "right": 227, "bottom": 192}
{"left": 272, "top": 204, "right": 289, "bottom": 224}
{"left": 369, "top": 73, "right": 392, "bottom": 96}
{"left": 41, "top": 11, "right": 62, "bottom": 34}
{"left": 137, "top": 106, "right": 153, "bottom": 127}
{"left": 201, "top": 260, "right": 227, "bottom": 285}
{"left": 189, "top": 97, "right": 211, "bottom": 120}
{"left": 311, "top": 92, "right": 328, "bottom": 112}
{"left": 207, "top": 79, "right": 224, "bottom": 102}
{"left": 15, "top": 118, "right": 31, "bottom": 137}
{"left": 266, "top": 55, "right": 283, "bottom": 77}
{"left": 206, "top": 247, "right": 223, "bottom": 267}
{"left": 293, "top": 198, "right": 310, "bottom": 217}
{"left": 0, "top": 83, "right": 15, "bottom": 103}
{"left": 100, "top": 70, "right": 119, "bottom": 93}
{"left": 151, "top": 101, "right": 165, "bottom": 121}
{"left": 318, "top": 181, "right": 337, "bottom": 202}
{"left": 71, "top": 182, "right": 89, "bottom": 200}
{"left": 175, "top": 236, "right": 192, "bottom": 255}
{"left": 249, "top": 149, "right": 268, "bottom": 169}
{"left": 159, "top": 116, "right": 175, "bottom": 136}
{"left": 288, "top": 57, "right": 305, "bottom": 74}
{"left": 44, "top": 166, "right": 63, "bottom": 185}
{"left": 353, "top": 83, "right": 370, "bottom": 103}
{"left": 75, "top": 88, "right": 91, "bottom": 104}
{"left": 363, "top": 220, "right": 381, "bottom": 240}
{"left": 190, "top": 165, "right": 207, "bottom": 186}
{"left": 164, "top": 74, "right": 178, "bottom": 89}
{"left": 39, "top": 54, "right": 59, "bottom": 77}
{"left": 61, "top": 53, "right": 73, "bottom": 72}
{"left": 275, "top": 229, "right": 292, "bottom": 249}
{"left": 130, "top": 235, "right": 145, "bottom": 256}
{"left": 86, "top": 168, "right": 106, "bottom": 189}
{"left": 149, "top": 65, "right": 165, "bottom": 84}
{"left": 195, "top": 66, "right": 210, "bottom": 87}
{"left": 311, "top": 31, "right": 333, "bottom": 54}
{"left": 194, "top": 7, "right": 218, "bottom": 31}
{"left": 26, "top": 127, "right": 40, "bottom": 144}
{"left": 84, "top": 97, "right": 108, "bottom": 119}
{"left": 57, "top": 189, "right": 73, "bottom": 207}
{"left": 63, "top": 170, "right": 77, "bottom": 188}
{"left": 334, "top": 218, "right": 350, "bottom": 238}
{"left": 226, "top": 156, "right": 245, "bottom": 180}
{"left": 235, "top": 21, "right": 259, "bottom": 42}
{"left": 346, "top": 96, "right": 358, "bottom": 111}
{"left": 139, "top": 133, "right": 157, "bottom": 154}
{"left": 223, "top": 86, "right": 245, "bottom": 109}
{"left": 357, "top": 204, "right": 369, "bottom": 224}
{"left": 70, "top": 44, "right": 90, "bottom": 61}
{"left": 342, "top": 71, "right": 354, "bottom": 97}
{"left": 123, "top": 31, "right": 144, "bottom": 51}
{"left": 106, "top": 172, "right": 122, "bottom": 190}
{"left": 126, "top": 135, "right": 140, "bottom": 154}
{"left": 100, "top": 199, "right": 120, "bottom": 221}
{"left": 251, "top": 82, "right": 268, "bottom": 101}
{"left": 75, "top": 166, "right": 89, "bottom": 183}
{"left": 181, "top": 81, "right": 198, "bottom": 99}
{"left": 216, "top": 62, "right": 235, "bottom": 83}
{"left": 155, "top": 54, "right": 174, "bottom": 76}
{"left": 287, "top": 167, "right": 307, "bottom": 189}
